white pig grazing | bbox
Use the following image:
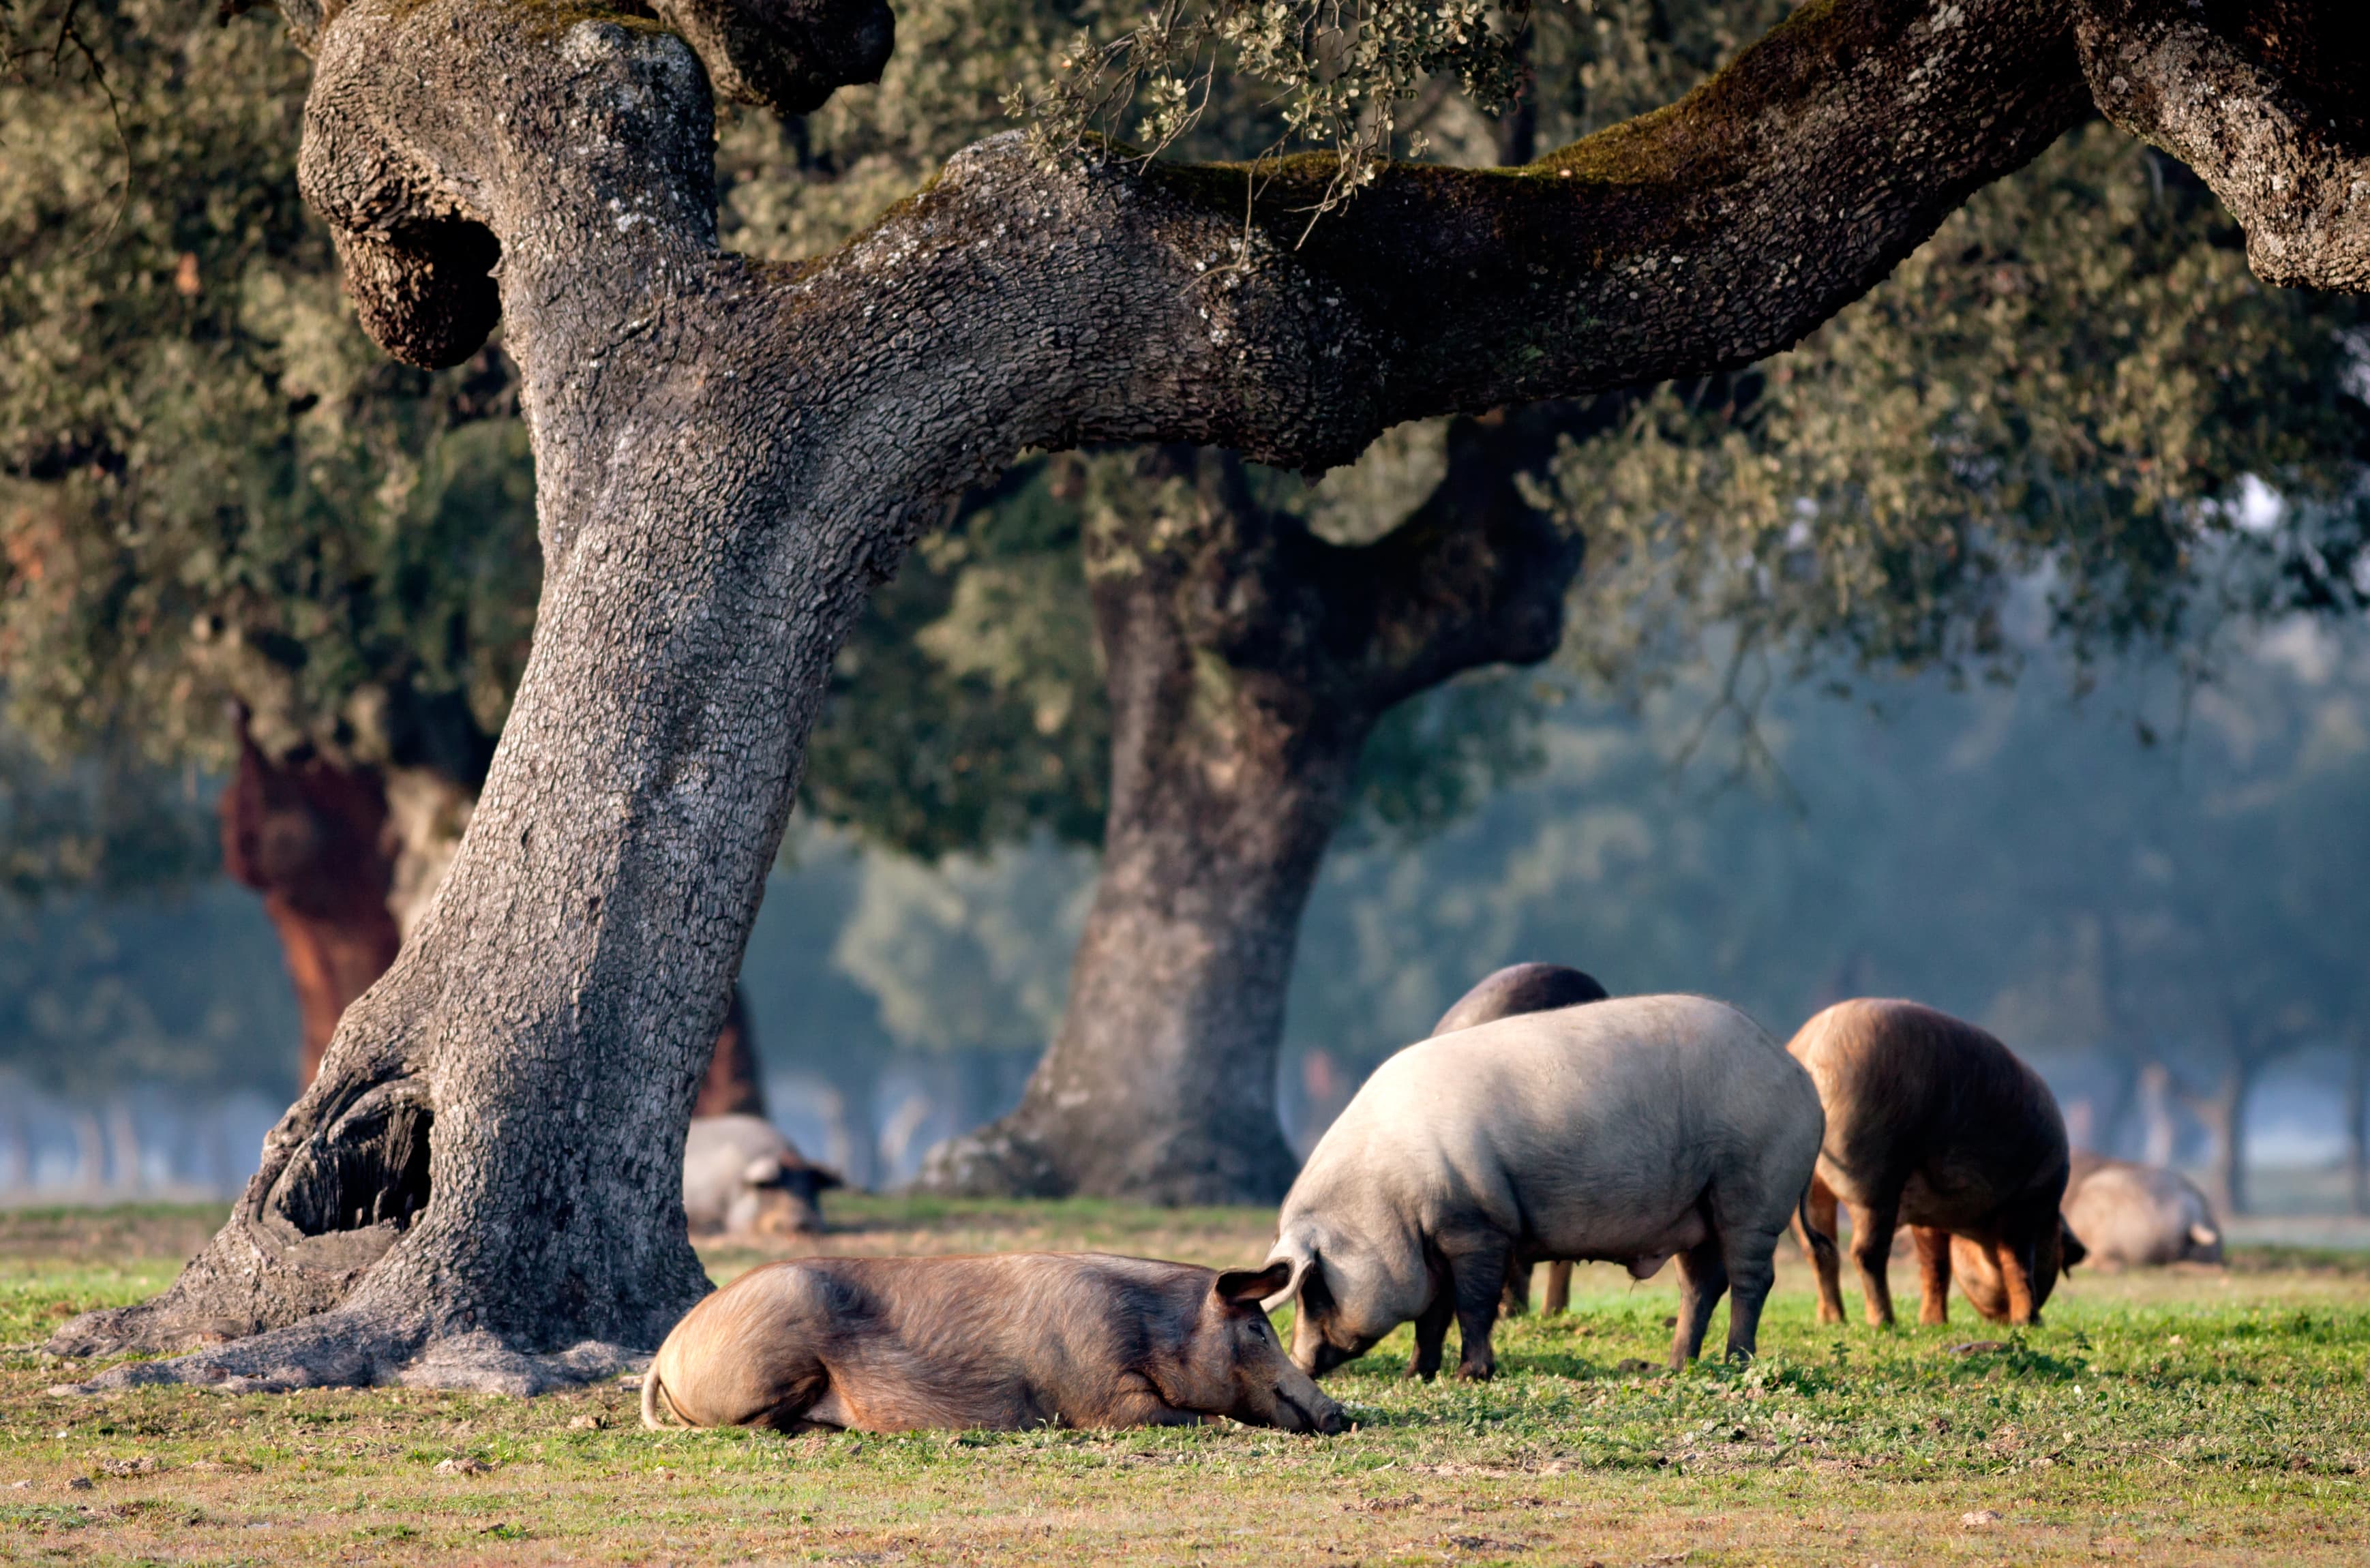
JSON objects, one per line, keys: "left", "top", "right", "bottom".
{"left": 683, "top": 1114, "right": 841, "bottom": 1237}
{"left": 1267, "top": 993, "right": 1828, "bottom": 1379}
{"left": 2062, "top": 1154, "right": 2223, "bottom": 1267}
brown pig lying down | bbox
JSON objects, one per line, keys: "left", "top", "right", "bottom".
{"left": 640, "top": 1253, "right": 1346, "bottom": 1434}
{"left": 1270, "top": 993, "right": 1827, "bottom": 1379}
{"left": 1788, "top": 999, "right": 2085, "bottom": 1328}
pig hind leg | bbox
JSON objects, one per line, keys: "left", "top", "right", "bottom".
{"left": 1845, "top": 1194, "right": 1903, "bottom": 1327}
{"left": 1670, "top": 1237, "right": 1729, "bottom": 1368}
{"left": 1718, "top": 1223, "right": 1786, "bottom": 1362}
{"left": 1910, "top": 1225, "right": 1952, "bottom": 1325}
{"left": 1797, "top": 1175, "right": 1846, "bottom": 1325}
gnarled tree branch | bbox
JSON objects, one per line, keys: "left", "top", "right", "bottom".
{"left": 2075, "top": 0, "right": 2370, "bottom": 290}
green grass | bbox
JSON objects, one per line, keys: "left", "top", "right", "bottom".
{"left": 3, "top": 1202, "right": 2367, "bottom": 1565}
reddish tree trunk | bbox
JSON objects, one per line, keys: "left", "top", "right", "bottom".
{"left": 219, "top": 722, "right": 402, "bottom": 1089}
{"left": 696, "top": 990, "right": 768, "bottom": 1117}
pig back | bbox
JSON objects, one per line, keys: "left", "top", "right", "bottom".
{"left": 1788, "top": 999, "right": 2067, "bottom": 1220}
{"left": 1290, "top": 993, "right": 1822, "bottom": 1262}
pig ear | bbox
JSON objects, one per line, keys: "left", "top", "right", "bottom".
{"left": 2188, "top": 1222, "right": 2219, "bottom": 1249}
{"left": 1214, "top": 1261, "right": 1294, "bottom": 1313}
{"left": 2059, "top": 1220, "right": 2088, "bottom": 1270}
{"left": 742, "top": 1156, "right": 787, "bottom": 1187}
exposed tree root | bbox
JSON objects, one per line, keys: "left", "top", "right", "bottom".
{"left": 50, "top": 1309, "right": 646, "bottom": 1398}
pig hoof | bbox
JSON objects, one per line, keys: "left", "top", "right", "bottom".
{"left": 1454, "top": 1362, "right": 1495, "bottom": 1382}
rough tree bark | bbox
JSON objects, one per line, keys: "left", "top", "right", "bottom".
{"left": 921, "top": 423, "right": 1578, "bottom": 1202}
{"left": 48, "top": 0, "right": 2367, "bottom": 1391}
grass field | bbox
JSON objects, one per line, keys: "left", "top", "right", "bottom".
{"left": 3, "top": 1198, "right": 2367, "bottom": 1565}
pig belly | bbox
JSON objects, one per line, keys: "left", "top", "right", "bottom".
{"left": 1532, "top": 1204, "right": 1709, "bottom": 1275}
{"left": 801, "top": 1353, "right": 1053, "bottom": 1434}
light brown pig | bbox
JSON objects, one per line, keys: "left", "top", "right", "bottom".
{"left": 2061, "top": 1153, "right": 2222, "bottom": 1267}
{"left": 1787, "top": 999, "right": 2084, "bottom": 1327}
{"left": 1270, "top": 993, "right": 1827, "bottom": 1379}
{"left": 640, "top": 1253, "right": 1345, "bottom": 1434}
{"left": 1425, "top": 963, "right": 1612, "bottom": 1318}
{"left": 682, "top": 1114, "right": 841, "bottom": 1237}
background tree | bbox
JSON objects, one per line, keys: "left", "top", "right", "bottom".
{"left": 773, "top": 0, "right": 2370, "bottom": 1198}
{"left": 1, "top": 0, "right": 538, "bottom": 1081}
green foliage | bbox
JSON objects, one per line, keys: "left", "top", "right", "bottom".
{"left": 0, "top": 0, "right": 538, "bottom": 777}
{"left": 800, "top": 462, "right": 1110, "bottom": 858}
{"left": 1548, "top": 127, "right": 2370, "bottom": 693}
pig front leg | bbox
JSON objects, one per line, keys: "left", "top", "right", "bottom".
{"left": 1910, "top": 1225, "right": 1953, "bottom": 1325}
{"left": 1670, "top": 1238, "right": 1729, "bottom": 1368}
{"left": 1407, "top": 1288, "right": 1454, "bottom": 1381}
{"left": 1990, "top": 1236, "right": 2041, "bottom": 1325}
{"left": 1445, "top": 1238, "right": 1512, "bottom": 1381}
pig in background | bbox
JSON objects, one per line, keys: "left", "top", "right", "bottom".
{"left": 683, "top": 1114, "right": 842, "bottom": 1237}
{"left": 1269, "top": 992, "right": 1828, "bottom": 1379}
{"left": 641, "top": 1253, "right": 1345, "bottom": 1434}
{"left": 2062, "top": 1151, "right": 2223, "bottom": 1267}
{"left": 1788, "top": 998, "right": 2083, "bottom": 1327}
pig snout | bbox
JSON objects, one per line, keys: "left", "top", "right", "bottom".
{"left": 1270, "top": 1374, "right": 1347, "bottom": 1434}
{"left": 1247, "top": 1349, "right": 1347, "bottom": 1434}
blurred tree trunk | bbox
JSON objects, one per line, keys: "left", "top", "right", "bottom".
{"left": 2345, "top": 1029, "right": 2367, "bottom": 1217}
{"left": 2179, "top": 1050, "right": 2254, "bottom": 1218}
{"left": 922, "top": 429, "right": 1580, "bottom": 1201}
{"left": 220, "top": 721, "right": 404, "bottom": 1091}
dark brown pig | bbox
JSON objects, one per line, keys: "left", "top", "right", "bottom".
{"left": 1430, "top": 963, "right": 1610, "bottom": 1037}
{"left": 640, "top": 1253, "right": 1345, "bottom": 1434}
{"left": 1426, "top": 963, "right": 1611, "bottom": 1318}
{"left": 1787, "top": 999, "right": 2084, "bottom": 1327}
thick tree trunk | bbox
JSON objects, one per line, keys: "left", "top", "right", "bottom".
{"left": 924, "top": 432, "right": 1580, "bottom": 1201}
{"left": 50, "top": 0, "right": 2360, "bottom": 1389}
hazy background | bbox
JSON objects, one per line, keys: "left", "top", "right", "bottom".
{"left": 9, "top": 611, "right": 2367, "bottom": 1228}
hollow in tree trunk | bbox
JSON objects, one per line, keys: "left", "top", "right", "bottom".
{"left": 45, "top": 0, "right": 2360, "bottom": 1390}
